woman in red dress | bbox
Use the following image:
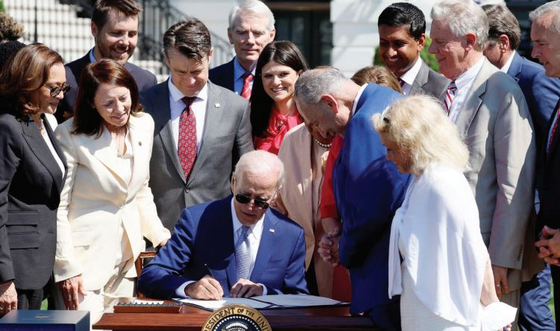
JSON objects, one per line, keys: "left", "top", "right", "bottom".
{"left": 250, "top": 41, "right": 308, "bottom": 154}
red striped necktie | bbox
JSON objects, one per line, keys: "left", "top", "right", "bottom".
{"left": 241, "top": 73, "right": 253, "bottom": 100}
{"left": 444, "top": 81, "right": 457, "bottom": 115}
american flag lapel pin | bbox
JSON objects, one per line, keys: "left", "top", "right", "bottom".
{"left": 269, "top": 228, "right": 275, "bottom": 233}
{"left": 215, "top": 103, "right": 221, "bottom": 108}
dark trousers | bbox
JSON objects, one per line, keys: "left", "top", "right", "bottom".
{"left": 367, "top": 300, "right": 402, "bottom": 331}
{"left": 552, "top": 265, "right": 560, "bottom": 331}
{"left": 17, "top": 288, "right": 43, "bottom": 310}
{"left": 519, "top": 264, "right": 555, "bottom": 330}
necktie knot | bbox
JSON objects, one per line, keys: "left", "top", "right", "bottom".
{"left": 181, "top": 96, "right": 196, "bottom": 110}
{"left": 398, "top": 77, "right": 405, "bottom": 88}
{"left": 242, "top": 72, "right": 254, "bottom": 82}
{"left": 443, "top": 81, "right": 457, "bottom": 115}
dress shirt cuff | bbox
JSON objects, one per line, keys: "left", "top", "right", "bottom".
{"left": 175, "top": 280, "right": 195, "bottom": 298}
{"left": 258, "top": 283, "right": 268, "bottom": 295}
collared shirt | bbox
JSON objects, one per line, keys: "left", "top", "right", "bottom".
{"left": 230, "top": 198, "right": 265, "bottom": 278}
{"left": 168, "top": 78, "right": 208, "bottom": 153}
{"left": 88, "top": 48, "right": 97, "bottom": 63}
{"left": 398, "top": 58, "right": 423, "bottom": 95}
{"left": 499, "top": 51, "right": 516, "bottom": 74}
{"left": 449, "top": 57, "right": 485, "bottom": 123}
{"left": 351, "top": 84, "right": 369, "bottom": 118}
{"left": 233, "top": 57, "right": 256, "bottom": 96}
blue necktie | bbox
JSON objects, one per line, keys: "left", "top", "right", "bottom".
{"left": 235, "top": 226, "right": 251, "bottom": 280}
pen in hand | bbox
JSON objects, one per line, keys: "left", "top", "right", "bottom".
{"left": 204, "top": 263, "right": 216, "bottom": 278}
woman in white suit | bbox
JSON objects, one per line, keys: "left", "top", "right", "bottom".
{"left": 53, "top": 59, "right": 170, "bottom": 323}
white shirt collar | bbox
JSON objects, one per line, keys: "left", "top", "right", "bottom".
{"left": 454, "top": 57, "right": 485, "bottom": 94}
{"left": 399, "top": 58, "right": 423, "bottom": 89}
{"left": 167, "top": 76, "right": 209, "bottom": 103}
{"left": 351, "top": 84, "right": 368, "bottom": 117}
{"left": 500, "top": 51, "right": 516, "bottom": 74}
{"left": 230, "top": 198, "right": 265, "bottom": 241}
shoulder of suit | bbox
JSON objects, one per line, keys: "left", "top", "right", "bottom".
{"left": 125, "top": 62, "right": 157, "bottom": 80}
{"left": 129, "top": 111, "right": 154, "bottom": 128}
{"left": 209, "top": 60, "right": 233, "bottom": 76}
{"left": 0, "top": 112, "right": 22, "bottom": 131}
{"left": 208, "top": 81, "right": 248, "bottom": 105}
{"left": 268, "top": 208, "right": 304, "bottom": 232}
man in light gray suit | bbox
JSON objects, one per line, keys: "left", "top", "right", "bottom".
{"left": 142, "top": 18, "right": 253, "bottom": 231}
{"left": 377, "top": 2, "right": 449, "bottom": 98}
{"left": 429, "top": 1, "right": 536, "bottom": 328}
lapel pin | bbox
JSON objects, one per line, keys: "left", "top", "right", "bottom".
{"left": 215, "top": 103, "right": 221, "bottom": 108}
{"left": 138, "top": 141, "right": 142, "bottom": 146}
{"left": 269, "top": 228, "right": 275, "bottom": 233}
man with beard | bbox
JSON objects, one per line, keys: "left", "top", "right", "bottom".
{"left": 56, "top": 0, "right": 157, "bottom": 122}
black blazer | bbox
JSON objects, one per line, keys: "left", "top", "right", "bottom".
{"left": 56, "top": 52, "right": 158, "bottom": 122}
{"left": 209, "top": 59, "right": 235, "bottom": 92}
{"left": 0, "top": 113, "right": 67, "bottom": 290}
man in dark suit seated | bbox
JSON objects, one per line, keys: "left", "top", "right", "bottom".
{"left": 138, "top": 150, "right": 308, "bottom": 299}
{"left": 209, "top": 0, "right": 275, "bottom": 99}
{"left": 57, "top": 0, "right": 157, "bottom": 122}
{"left": 482, "top": 5, "right": 560, "bottom": 330}
{"left": 377, "top": 2, "right": 449, "bottom": 98}
{"left": 141, "top": 18, "right": 253, "bottom": 232}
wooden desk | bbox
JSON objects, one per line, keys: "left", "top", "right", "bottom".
{"left": 94, "top": 305, "right": 374, "bottom": 331}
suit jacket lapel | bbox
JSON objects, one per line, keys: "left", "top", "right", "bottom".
{"left": 455, "top": 60, "right": 494, "bottom": 134}
{"left": 546, "top": 100, "right": 560, "bottom": 165}
{"left": 21, "top": 117, "right": 65, "bottom": 192}
{"left": 410, "top": 61, "right": 429, "bottom": 95}
{"left": 507, "top": 52, "right": 522, "bottom": 83}
{"left": 42, "top": 115, "right": 67, "bottom": 192}
{"left": 152, "top": 81, "right": 187, "bottom": 183}
{"left": 250, "top": 212, "right": 278, "bottom": 282}
{"left": 185, "top": 82, "right": 222, "bottom": 186}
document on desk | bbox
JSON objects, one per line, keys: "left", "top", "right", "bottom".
{"left": 174, "top": 294, "right": 346, "bottom": 311}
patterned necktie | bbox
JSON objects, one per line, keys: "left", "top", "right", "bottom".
{"left": 241, "top": 73, "right": 254, "bottom": 100}
{"left": 443, "top": 81, "right": 457, "bottom": 116}
{"left": 548, "top": 105, "right": 560, "bottom": 153}
{"left": 235, "top": 226, "right": 252, "bottom": 281}
{"left": 398, "top": 77, "right": 405, "bottom": 88}
{"left": 178, "top": 96, "right": 197, "bottom": 179}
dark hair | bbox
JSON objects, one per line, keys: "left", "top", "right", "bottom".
{"left": 163, "top": 18, "right": 212, "bottom": 60}
{"left": 351, "top": 66, "right": 403, "bottom": 93}
{"left": 0, "top": 40, "right": 25, "bottom": 70}
{"left": 0, "top": 43, "right": 64, "bottom": 118}
{"left": 72, "top": 59, "right": 142, "bottom": 137}
{"left": 92, "top": 0, "right": 141, "bottom": 30}
{"left": 482, "top": 4, "right": 521, "bottom": 51}
{"left": 250, "top": 41, "right": 308, "bottom": 137}
{"left": 378, "top": 2, "right": 426, "bottom": 41}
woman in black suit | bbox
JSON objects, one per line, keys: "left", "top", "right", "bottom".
{"left": 0, "top": 44, "right": 69, "bottom": 314}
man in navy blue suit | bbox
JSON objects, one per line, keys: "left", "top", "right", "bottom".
{"left": 483, "top": 5, "right": 560, "bottom": 330}
{"left": 138, "top": 150, "right": 307, "bottom": 300}
{"left": 295, "top": 68, "right": 409, "bottom": 330}
{"left": 209, "top": 0, "right": 275, "bottom": 98}
{"left": 530, "top": 0, "right": 560, "bottom": 325}
{"left": 57, "top": 0, "right": 157, "bottom": 122}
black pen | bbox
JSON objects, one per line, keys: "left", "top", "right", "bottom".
{"left": 204, "top": 263, "right": 216, "bottom": 278}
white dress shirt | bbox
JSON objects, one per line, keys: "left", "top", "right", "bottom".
{"left": 499, "top": 51, "right": 516, "bottom": 74}
{"left": 398, "top": 58, "right": 423, "bottom": 95}
{"left": 449, "top": 57, "right": 485, "bottom": 123}
{"left": 168, "top": 78, "right": 208, "bottom": 153}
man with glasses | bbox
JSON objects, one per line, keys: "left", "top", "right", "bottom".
{"left": 138, "top": 150, "right": 308, "bottom": 299}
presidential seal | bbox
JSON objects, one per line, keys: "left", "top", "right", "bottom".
{"left": 202, "top": 304, "right": 271, "bottom": 331}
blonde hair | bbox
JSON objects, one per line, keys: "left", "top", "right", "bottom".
{"left": 372, "top": 95, "right": 469, "bottom": 176}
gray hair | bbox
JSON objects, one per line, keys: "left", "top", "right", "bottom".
{"left": 431, "top": 0, "right": 489, "bottom": 50}
{"left": 372, "top": 95, "right": 469, "bottom": 176}
{"left": 233, "top": 150, "right": 285, "bottom": 190}
{"left": 228, "top": 0, "right": 275, "bottom": 31}
{"left": 529, "top": 0, "right": 560, "bottom": 34}
{"left": 294, "top": 67, "right": 347, "bottom": 108}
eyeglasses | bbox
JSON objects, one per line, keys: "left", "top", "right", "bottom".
{"left": 235, "top": 193, "right": 271, "bottom": 209}
{"left": 46, "top": 83, "right": 72, "bottom": 97}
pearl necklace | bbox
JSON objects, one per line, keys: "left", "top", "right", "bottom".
{"left": 314, "top": 138, "right": 332, "bottom": 149}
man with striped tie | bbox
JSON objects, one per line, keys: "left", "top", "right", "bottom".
{"left": 530, "top": 0, "right": 560, "bottom": 323}
{"left": 137, "top": 150, "right": 308, "bottom": 300}
{"left": 428, "top": 1, "right": 536, "bottom": 328}
{"left": 377, "top": 2, "right": 449, "bottom": 98}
